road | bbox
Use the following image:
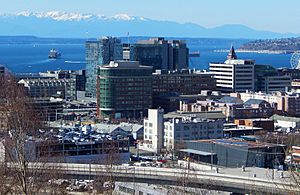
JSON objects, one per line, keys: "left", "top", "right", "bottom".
{"left": 23, "top": 162, "right": 298, "bottom": 194}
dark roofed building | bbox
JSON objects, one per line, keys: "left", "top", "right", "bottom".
{"left": 234, "top": 99, "right": 274, "bottom": 119}
{"left": 244, "top": 99, "right": 270, "bottom": 107}
{"left": 180, "top": 139, "right": 286, "bottom": 168}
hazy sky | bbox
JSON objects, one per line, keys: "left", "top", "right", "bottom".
{"left": 0, "top": 0, "right": 299, "bottom": 33}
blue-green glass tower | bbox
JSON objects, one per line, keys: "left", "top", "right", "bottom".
{"left": 85, "top": 36, "right": 122, "bottom": 98}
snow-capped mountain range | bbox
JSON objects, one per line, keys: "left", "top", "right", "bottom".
{"left": 2, "top": 11, "right": 147, "bottom": 22}
{"left": 0, "top": 11, "right": 297, "bottom": 39}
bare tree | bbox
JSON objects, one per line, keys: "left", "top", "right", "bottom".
{"left": 0, "top": 74, "right": 67, "bottom": 194}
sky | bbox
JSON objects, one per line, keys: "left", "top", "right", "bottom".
{"left": 0, "top": 0, "right": 299, "bottom": 33}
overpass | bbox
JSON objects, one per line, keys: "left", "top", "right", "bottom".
{"left": 26, "top": 163, "right": 297, "bottom": 194}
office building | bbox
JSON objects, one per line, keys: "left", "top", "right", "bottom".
{"left": 209, "top": 46, "right": 255, "bottom": 93}
{"left": 130, "top": 37, "right": 189, "bottom": 71}
{"left": 97, "top": 61, "right": 153, "bottom": 120}
{"left": 152, "top": 69, "right": 216, "bottom": 95}
{"left": 152, "top": 69, "right": 216, "bottom": 112}
{"left": 18, "top": 78, "right": 76, "bottom": 100}
{"left": 278, "top": 68, "right": 300, "bottom": 80}
{"left": 85, "top": 36, "right": 123, "bottom": 98}
{"left": 254, "top": 65, "right": 291, "bottom": 93}
{"left": 260, "top": 76, "right": 291, "bottom": 93}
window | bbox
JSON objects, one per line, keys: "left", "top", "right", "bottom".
{"left": 149, "top": 123, "right": 153, "bottom": 127}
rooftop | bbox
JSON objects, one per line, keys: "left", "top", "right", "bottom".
{"left": 164, "top": 111, "right": 225, "bottom": 120}
{"left": 244, "top": 99, "right": 268, "bottom": 105}
{"left": 271, "top": 114, "right": 300, "bottom": 123}
{"left": 32, "top": 124, "right": 131, "bottom": 144}
{"left": 180, "top": 149, "right": 216, "bottom": 156}
{"left": 218, "top": 96, "right": 243, "bottom": 104}
{"left": 101, "top": 61, "right": 152, "bottom": 69}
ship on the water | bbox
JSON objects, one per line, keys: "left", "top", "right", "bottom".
{"left": 48, "top": 49, "right": 61, "bottom": 59}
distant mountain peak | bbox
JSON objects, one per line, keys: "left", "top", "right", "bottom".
{"left": 0, "top": 11, "right": 297, "bottom": 39}
{"left": 11, "top": 11, "right": 147, "bottom": 22}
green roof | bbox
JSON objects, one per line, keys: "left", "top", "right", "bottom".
{"left": 270, "top": 114, "right": 300, "bottom": 123}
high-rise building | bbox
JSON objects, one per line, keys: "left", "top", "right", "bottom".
{"left": 85, "top": 37, "right": 123, "bottom": 98}
{"left": 97, "top": 61, "right": 153, "bottom": 120}
{"left": 209, "top": 46, "right": 255, "bottom": 93}
{"left": 128, "top": 37, "right": 189, "bottom": 71}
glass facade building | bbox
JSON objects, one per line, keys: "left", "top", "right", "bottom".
{"left": 98, "top": 61, "right": 153, "bottom": 120}
{"left": 85, "top": 37, "right": 122, "bottom": 98}
{"left": 128, "top": 38, "right": 189, "bottom": 71}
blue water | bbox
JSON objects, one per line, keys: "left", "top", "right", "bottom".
{"left": 0, "top": 44, "right": 86, "bottom": 73}
{"left": 0, "top": 42, "right": 293, "bottom": 73}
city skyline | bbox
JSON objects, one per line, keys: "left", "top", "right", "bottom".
{"left": 0, "top": 0, "right": 299, "bottom": 33}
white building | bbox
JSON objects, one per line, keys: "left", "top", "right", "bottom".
{"left": 271, "top": 114, "right": 300, "bottom": 130}
{"left": 209, "top": 46, "right": 255, "bottom": 93}
{"left": 140, "top": 109, "right": 224, "bottom": 153}
{"left": 164, "top": 117, "right": 224, "bottom": 151}
{"left": 140, "top": 109, "right": 164, "bottom": 154}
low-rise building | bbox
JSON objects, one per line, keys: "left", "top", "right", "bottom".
{"left": 234, "top": 118, "right": 274, "bottom": 132}
{"left": 140, "top": 109, "right": 224, "bottom": 153}
{"left": 181, "top": 139, "right": 286, "bottom": 168}
{"left": 179, "top": 96, "right": 273, "bottom": 121}
{"left": 238, "top": 91, "right": 300, "bottom": 117}
{"left": 271, "top": 114, "right": 300, "bottom": 132}
{"left": 140, "top": 109, "right": 164, "bottom": 154}
{"left": 234, "top": 99, "right": 274, "bottom": 119}
{"left": 18, "top": 78, "right": 76, "bottom": 100}
{"left": 0, "top": 125, "right": 130, "bottom": 164}
{"left": 164, "top": 117, "right": 223, "bottom": 151}
{"left": 223, "top": 123, "right": 263, "bottom": 138}
{"left": 33, "top": 97, "right": 64, "bottom": 121}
